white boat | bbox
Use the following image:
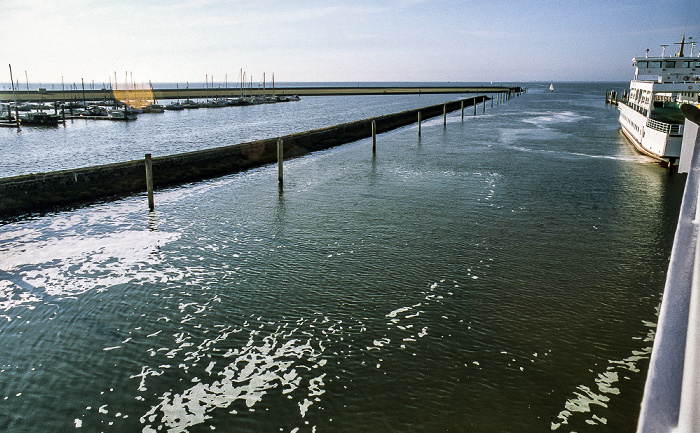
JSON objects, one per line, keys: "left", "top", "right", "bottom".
{"left": 618, "top": 35, "right": 700, "bottom": 167}
{"left": 108, "top": 109, "right": 137, "bottom": 121}
{"left": 549, "top": 84, "right": 554, "bottom": 92}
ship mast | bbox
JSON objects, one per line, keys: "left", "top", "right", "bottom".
{"left": 675, "top": 34, "right": 686, "bottom": 57}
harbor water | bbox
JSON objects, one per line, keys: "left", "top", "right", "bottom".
{"left": 0, "top": 83, "right": 686, "bottom": 432}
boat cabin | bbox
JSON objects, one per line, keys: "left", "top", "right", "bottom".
{"left": 634, "top": 58, "right": 700, "bottom": 83}
{"left": 633, "top": 37, "right": 700, "bottom": 84}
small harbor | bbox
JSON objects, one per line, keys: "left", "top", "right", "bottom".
{"left": 0, "top": 82, "right": 684, "bottom": 433}
{"left": 0, "top": 84, "right": 520, "bottom": 130}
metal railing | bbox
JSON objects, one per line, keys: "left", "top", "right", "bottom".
{"left": 646, "top": 117, "right": 684, "bottom": 135}
{"left": 637, "top": 124, "right": 700, "bottom": 432}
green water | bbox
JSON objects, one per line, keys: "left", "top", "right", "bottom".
{"left": 0, "top": 82, "right": 686, "bottom": 432}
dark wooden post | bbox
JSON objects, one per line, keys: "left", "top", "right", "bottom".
{"left": 372, "top": 120, "right": 377, "bottom": 154}
{"left": 277, "top": 138, "right": 284, "bottom": 184}
{"left": 145, "top": 154, "right": 154, "bottom": 211}
{"left": 418, "top": 111, "right": 422, "bottom": 135}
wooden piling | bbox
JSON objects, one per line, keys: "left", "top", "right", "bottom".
{"left": 418, "top": 111, "right": 422, "bottom": 135}
{"left": 461, "top": 101, "right": 464, "bottom": 120}
{"left": 443, "top": 104, "right": 447, "bottom": 126}
{"left": 145, "top": 153, "right": 154, "bottom": 211}
{"left": 483, "top": 97, "right": 486, "bottom": 113}
{"left": 474, "top": 98, "right": 477, "bottom": 116}
{"left": 372, "top": 120, "right": 377, "bottom": 154}
{"left": 277, "top": 138, "right": 283, "bottom": 184}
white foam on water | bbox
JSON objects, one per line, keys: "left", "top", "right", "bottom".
{"left": 550, "top": 320, "right": 655, "bottom": 430}
{"left": 139, "top": 323, "right": 330, "bottom": 433}
{"left": 0, "top": 229, "right": 181, "bottom": 313}
{"left": 521, "top": 110, "right": 591, "bottom": 127}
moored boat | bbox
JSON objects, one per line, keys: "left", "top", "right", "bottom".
{"left": 18, "top": 111, "right": 61, "bottom": 125}
{"left": 618, "top": 35, "right": 700, "bottom": 167}
{"left": 164, "top": 101, "right": 184, "bottom": 110}
{"left": 181, "top": 99, "right": 200, "bottom": 109}
{"left": 142, "top": 103, "right": 165, "bottom": 113}
{"left": 108, "top": 109, "right": 137, "bottom": 121}
{"left": 79, "top": 105, "right": 109, "bottom": 117}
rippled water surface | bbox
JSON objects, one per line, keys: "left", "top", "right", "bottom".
{"left": 0, "top": 83, "right": 686, "bottom": 432}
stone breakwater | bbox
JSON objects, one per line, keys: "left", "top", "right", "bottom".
{"left": 0, "top": 94, "right": 509, "bottom": 219}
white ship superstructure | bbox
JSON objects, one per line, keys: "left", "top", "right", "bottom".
{"left": 618, "top": 36, "right": 700, "bottom": 166}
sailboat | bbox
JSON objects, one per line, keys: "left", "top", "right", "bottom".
{"left": 549, "top": 84, "right": 554, "bottom": 92}
{"left": 165, "top": 83, "right": 184, "bottom": 110}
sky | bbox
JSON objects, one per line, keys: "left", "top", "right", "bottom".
{"left": 1, "top": 0, "right": 699, "bottom": 86}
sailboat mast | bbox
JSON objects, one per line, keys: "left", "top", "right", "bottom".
{"left": 25, "top": 70, "right": 31, "bottom": 103}
{"left": 8, "top": 64, "right": 17, "bottom": 106}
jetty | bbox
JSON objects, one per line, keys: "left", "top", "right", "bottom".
{"left": 0, "top": 90, "right": 526, "bottom": 218}
{"left": 0, "top": 85, "right": 522, "bottom": 105}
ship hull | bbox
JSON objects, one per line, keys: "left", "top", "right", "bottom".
{"left": 618, "top": 103, "right": 682, "bottom": 164}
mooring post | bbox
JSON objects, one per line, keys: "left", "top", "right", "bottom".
{"left": 491, "top": 95, "right": 493, "bottom": 108}
{"left": 145, "top": 153, "right": 154, "bottom": 211}
{"left": 277, "top": 138, "right": 284, "bottom": 184}
{"left": 461, "top": 100, "right": 464, "bottom": 120}
{"left": 474, "top": 97, "right": 477, "bottom": 116}
{"left": 418, "top": 111, "right": 422, "bottom": 135}
{"left": 483, "top": 97, "right": 486, "bottom": 113}
{"left": 443, "top": 104, "right": 447, "bottom": 126}
{"left": 372, "top": 119, "right": 377, "bottom": 154}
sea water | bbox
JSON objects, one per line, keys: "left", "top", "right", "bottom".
{"left": 0, "top": 83, "right": 686, "bottom": 432}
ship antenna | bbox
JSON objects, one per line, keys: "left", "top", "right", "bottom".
{"left": 689, "top": 37, "right": 695, "bottom": 57}
{"left": 661, "top": 44, "right": 669, "bottom": 57}
{"left": 675, "top": 34, "right": 686, "bottom": 57}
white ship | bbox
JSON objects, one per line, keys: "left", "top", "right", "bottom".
{"left": 618, "top": 36, "right": 700, "bottom": 167}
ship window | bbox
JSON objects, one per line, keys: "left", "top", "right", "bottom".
{"left": 664, "top": 61, "right": 676, "bottom": 68}
{"left": 650, "top": 61, "right": 662, "bottom": 68}
{"left": 637, "top": 61, "right": 648, "bottom": 68}
{"left": 683, "top": 61, "right": 693, "bottom": 68}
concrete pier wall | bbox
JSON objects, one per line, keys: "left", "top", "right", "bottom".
{"left": 0, "top": 86, "right": 521, "bottom": 103}
{"left": 0, "top": 96, "right": 488, "bottom": 219}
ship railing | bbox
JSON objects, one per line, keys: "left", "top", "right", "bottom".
{"left": 636, "top": 122, "right": 700, "bottom": 432}
{"left": 646, "top": 118, "right": 684, "bottom": 135}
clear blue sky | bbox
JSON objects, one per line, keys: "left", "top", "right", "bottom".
{"left": 2, "top": 0, "right": 699, "bottom": 85}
